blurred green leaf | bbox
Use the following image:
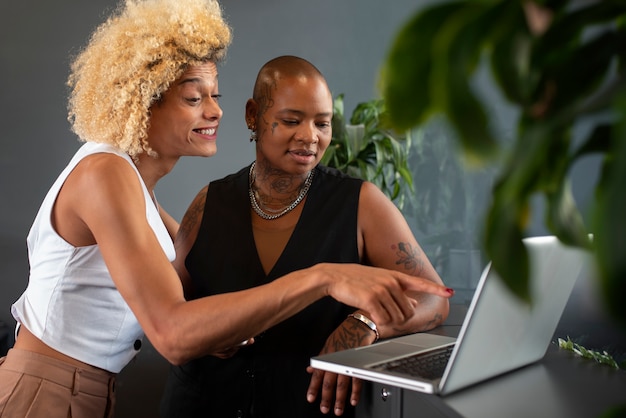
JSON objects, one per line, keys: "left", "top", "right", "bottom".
{"left": 572, "top": 124, "right": 612, "bottom": 158}
{"left": 485, "top": 194, "right": 530, "bottom": 302}
{"left": 593, "top": 90, "right": 626, "bottom": 328}
{"left": 381, "top": 0, "right": 626, "bottom": 329}
{"left": 538, "top": 1, "right": 626, "bottom": 53}
{"left": 491, "top": 22, "right": 534, "bottom": 105}
{"left": 381, "top": 2, "right": 466, "bottom": 130}
{"left": 545, "top": 179, "right": 592, "bottom": 249}
{"left": 431, "top": 2, "right": 519, "bottom": 162}
{"left": 537, "top": 31, "right": 620, "bottom": 115}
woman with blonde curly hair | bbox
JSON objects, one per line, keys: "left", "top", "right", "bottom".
{"left": 0, "top": 0, "right": 453, "bottom": 416}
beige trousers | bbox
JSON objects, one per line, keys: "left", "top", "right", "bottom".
{"left": 0, "top": 348, "right": 116, "bottom": 418}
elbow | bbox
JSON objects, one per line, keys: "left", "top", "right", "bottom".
{"left": 419, "top": 294, "right": 450, "bottom": 333}
{"left": 159, "top": 344, "right": 189, "bottom": 366}
{"left": 438, "top": 296, "right": 450, "bottom": 327}
{"left": 164, "top": 353, "right": 189, "bottom": 367}
{"left": 146, "top": 323, "right": 194, "bottom": 366}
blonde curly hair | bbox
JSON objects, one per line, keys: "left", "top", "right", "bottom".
{"left": 67, "top": 0, "right": 232, "bottom": 157}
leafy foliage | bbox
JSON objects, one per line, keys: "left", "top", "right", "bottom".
{"left": 321, "top": 94, "right": 413, "bottom": 208}
{"left": 557, "top": 337, "right": 621, "bottom": 369}
{"left": 380, "top": 0, "right": 626, "bottom": 327}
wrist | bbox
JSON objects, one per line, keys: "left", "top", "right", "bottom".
{"left": 309, "top": 263, "right": 333, "bottom": 297}
{"left": 347, "top": 312, "right": 380, "bottom": 342}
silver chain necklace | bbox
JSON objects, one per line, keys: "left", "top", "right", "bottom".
{"left": 248, "top": 161, "right": 314, "bottom": 220}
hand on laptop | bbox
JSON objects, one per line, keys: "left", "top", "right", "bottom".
{"left": 306, "top": 265, "right": 454, "bottom": 415}
{"left": 306, "top": 367, "right": 361, "bottom": 416}
{"left": 305, "top": 319, "right": 374, "bottom": 415}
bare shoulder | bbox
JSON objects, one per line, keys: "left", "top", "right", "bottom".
{"left": 55, "top": 152, "right": 144, "bottom": 246}
{"left": 70, "top": 152, "right": 138, "bottom": 192}
{"left": 359, "top": 180, "right": 384, "bottom": 197}
{"left": 358, "top": 181, "right": 402, "bottom": 217}
{"left": 76, "top": 151, "right": 132, "bottom": 171}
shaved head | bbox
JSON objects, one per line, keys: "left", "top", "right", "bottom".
{"left": 244, "top": 55, "right": 333, "bottom": 176}
{"left": 252, "top": 55, "right": 330, "bottom": 117}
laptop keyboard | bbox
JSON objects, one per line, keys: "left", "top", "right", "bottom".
{"left": 371, "top": 345, "right": 454, "bottom": 380}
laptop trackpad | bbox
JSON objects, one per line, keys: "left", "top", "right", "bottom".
{"left": 366, "top": 333, "right": 456, "bottom": 356}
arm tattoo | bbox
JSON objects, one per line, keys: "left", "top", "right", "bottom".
{"left": 175, "top": 188, "right": 207, "bottom": 249}
{"left": 322, "top": 319, "right": 374, "bottom": 354}
{"left": 421, "top": 312, "right": 443, "bottom": 332}
{"left": 393, "top": 242, "right": 425, "bottom": 275}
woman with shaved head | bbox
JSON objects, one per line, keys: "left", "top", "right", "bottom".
{"left": 161, "top": 55, "right": 450, "bottom": 417}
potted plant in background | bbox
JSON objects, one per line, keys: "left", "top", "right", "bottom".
{"left": 321, "top": 94, "right": 413, "bottom": 210}
{"left": 379, "top": 0, "right": 626, "bottom": 329}
{"left": 324, "top": 94, "right": 497, "bottom": 303}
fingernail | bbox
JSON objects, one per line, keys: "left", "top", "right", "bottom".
{"left": 335, "top": 406, "right": 343, "bottom": 415}
{"left": 307, "top": 393, "right": 315, "bottom": 403}
{"left": 446, "top": 287, "right": 455, "bottom": 294}
{"left": 321, "top": 405, "right": 329, "bottom": 414}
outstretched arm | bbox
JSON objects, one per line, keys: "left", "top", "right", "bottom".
{"left": 68, "top": 158, "right": 453, "bottom": 366}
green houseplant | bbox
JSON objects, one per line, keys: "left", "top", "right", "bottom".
{"left": 322, "top": 94, "right": 413, "bottom": 209}
{"left": 325, "top": 96, "right": 496, "bottom": 301}
{"left": 379, "top": 0, "right": 626, "bottom": 328}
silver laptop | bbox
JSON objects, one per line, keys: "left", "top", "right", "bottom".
{"left": 311, "top": 235, "right": 591, "bottom": 395}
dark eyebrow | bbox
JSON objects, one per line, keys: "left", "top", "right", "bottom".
{"left": 280, "top": 108, "right": 332, "bottom": 118}
{"left": 177, "top": 78, "right": 202, "bottom": 86}
{"left": 177, "top": 70, "right": 219, "bottom": 85}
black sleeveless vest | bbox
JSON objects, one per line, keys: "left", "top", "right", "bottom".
{"left": 160, "top": 164, "right": 363, "bottom": 418}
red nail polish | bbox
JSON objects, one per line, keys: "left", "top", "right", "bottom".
{"left": 446, "top": 287, "right": 455, "bottom": 294}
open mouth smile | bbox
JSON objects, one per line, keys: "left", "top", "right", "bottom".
{"left": 194, "top": 128, "right": 216, "bottom": 135}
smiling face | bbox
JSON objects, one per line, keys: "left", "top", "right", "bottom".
{"left": 146, "top": 62, "right": 222, "bottom": 160}
{"left": 247, "top": 72, "right": 333, "bottom": 176}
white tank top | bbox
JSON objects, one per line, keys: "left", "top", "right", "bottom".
{"left": 11, "top": 142, "right": 175, "bottom": 373}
